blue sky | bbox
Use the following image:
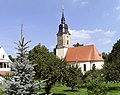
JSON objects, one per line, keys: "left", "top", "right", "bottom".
{"left": 0, "top": 0, "right": 120, "bottom": 57}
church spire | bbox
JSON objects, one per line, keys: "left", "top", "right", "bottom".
{"left": 61, "top": 6, "right": 65, "bottom": 24}
{"left": 57, "top": 7, "right": 70, "bottom": 36}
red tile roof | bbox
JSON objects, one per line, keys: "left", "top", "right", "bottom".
{"left": 65, "top": 45, "right": 104, "bottom": 62}
{"left": 0, "top": 71, "right": 10, "bottom": 76}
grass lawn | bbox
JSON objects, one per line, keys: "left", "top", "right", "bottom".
{"left": 1, "top": 82, "right": 120, "bottom": 95}
{"left": 51, "top": 84, "right": 87, "bottom": 95}
{"left": 49, "top": 83, "right": 120, "bottom": 95}
{"left": 0, "top": 84, "right": 7, "bottom": 95}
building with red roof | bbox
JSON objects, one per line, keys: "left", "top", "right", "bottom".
{"left": 55, "top": 9, "right": 104, "bottom": 73}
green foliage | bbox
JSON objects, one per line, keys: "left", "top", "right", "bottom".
{"left": 103, "top": 60, "right": 120, "bottom": 82}
{"left": 73, "top": 43, "right": 84, "bottom": 47}
{"left": 14, "top": 30, "right": 31, "bottom": 62}
{"left": 28, "top": 43, "right": 49, "bottom": 79}
{"left": 103, "top": 39, "right": 120, "bottom": 82}
{"left": 84, "top": 67, "right": 108, "bottom": 95}
{"left": 108, "top": 39, "right": 120, "bottom": 63}
{"left": 63, "top": 65, "right": 83, "bottom": 90}
{"left": 86, "top": 77, "right": 108, "bottom": 95}
{"left": 3, "top": 59, "right": 36, "bottom": 95}
{"left": 2, "top": 27, "right": 37, "bottom": 95}
{"left": 84, "top": 67, "right": 103, "bottom": 81}
{"left": 2, "top": 82, "right": 120, "bottom": 95}
{"left": 8, "top": 55, "right": 15, "bottom": 62}
{"left": 28, "top": 43, "right": 67, "bottom": 94}
{"left": 44, "top": 56, "right": 67, "bottom": 94}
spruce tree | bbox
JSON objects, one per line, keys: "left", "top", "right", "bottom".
{"left": 2, "top": 25, "right": 36, "bottom": 95}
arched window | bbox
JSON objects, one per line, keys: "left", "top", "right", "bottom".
{"left": 67, "top": 40, "right": 69, "bottom": 45}
{"left": 83, "top": 64, "right": 86, "bottom": 71}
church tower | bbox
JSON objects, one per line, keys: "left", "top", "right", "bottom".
{"left": 57, "top": 8, "right": 70, "bottom": 48}
{"left": 55, "top": 8, "right": 71, "bottom": 59}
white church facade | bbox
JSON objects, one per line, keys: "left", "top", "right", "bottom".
{"left": 55, "top": 9, "right": 104, "bottom": 74}
{"left": 0, "top": 47, "right": 11, "bottom": 75}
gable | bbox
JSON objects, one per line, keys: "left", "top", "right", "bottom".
{"left": 0, "top": 47, "right": 12, "bottom": 63}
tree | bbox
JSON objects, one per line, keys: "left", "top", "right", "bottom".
{"left": 103, "top": 39, "right": 120, "bottom": 82}
{"left": 8, "top": 55, "right": 15, "bottom": 62}
{"left": 108, "top": 39, "right": 120, "bottom": 63}
{"left": 44, "top": 56, "right": 67, "bottom": 94}
{"left": 2, "top": 25, "right": 36, "bottom": 95}
{"left": 14, "top": 28, "right": 31, "bottom": 62}
{"left": 28, "top": 43, "right": 49, "bottom": 79}
{"left": 63, "top": 65, "right": 83, "bottom": 90}
{"left": 73, "top": 43, "right": 84, "bottom": 47}
{"left": 28, "top": 44, "right": 67, "bottom": 94}
{"left": 84, "top": 68, "right": 108, "bottom": 95}
{"left": 102, "top": 52, "right": 108, "bottom": 61}
{"left": 86, "top": 76, "right": 108, "bottom": 95}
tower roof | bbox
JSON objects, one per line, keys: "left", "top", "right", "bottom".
{"left": 57, "top": 8, "right": 70, "bottom": 36}
{"left": 61, "top": 8, "right": 65, "bottom": 24}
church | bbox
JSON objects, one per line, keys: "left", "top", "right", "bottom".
{"left": 54, "top": 9, "right": 104, "bottom": 74}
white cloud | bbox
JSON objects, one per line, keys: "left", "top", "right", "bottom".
{"left": 49, "top": 45, "right": 56, "bottom": 51}
{"left": 115, "top": 2, "right": 120, "bottom": 20}
{"left": 73, "top": 0, "right": 88, "bottom": 5}
{"left": 116, "top": 6, "right": 120, "bottom": 11}
{"left": 81, "top": 29, "right": 103, "bottom": 34}
{"left": 69, "top": 29, "right": 91, "bottom": 44}
{"left": 99, "top": 30, "right": 115, "bottom": 45}
{"left": 81, "top": 1, "right": 88, "bottom": 5}
{"left": 104, "top": 30, "right": 116, "bottom": 37}
{"left": 69, "top": 28, "right": 115, "bottom": 45}
{"left": 73, "top": 0, "right": 82, "bottom": 2}
{"left": 98, "top": 38, "right": 112, "bottom": 44}
{"left": 104, "top": 39, "right": 112, "bottom": 44}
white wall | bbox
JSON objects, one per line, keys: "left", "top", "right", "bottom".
{"left": 63, "top": 34, "right": 70, "bottom": 47}
{"left": 0, "top": 47, "right": 11, "bottom": 62}
{"left": 91, "top": 61, "right": 104, "bottom": 70}
{"left": 0, "top": 47, "right": 12, "bottom": 75}
{"left": 77, "top": 62, "right": 90, "bottom": 74}
{"left": 68, "top": 61, "right": 104, "bottom": 74}
{"left": 0, "top": 68, "right": 10, "bottom": 71}
{"left": 56, "top": 47, "right": 68, "bottom": 59}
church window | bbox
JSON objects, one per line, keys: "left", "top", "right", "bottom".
{"left": 83, "top": 64, "right": 86, "bottom": 71}
{"left": 92, "top": 64, "right": 96, "bottom": 70}
{"left": 3, "top": 55, "right": 4, "bottom": 58}
{"left": 67, "top": 40, "right": 69, "bottom": 45}
{"left": 93, "top": 64, "right": 95, "bottom": 67}
{"left": 0, "top": 63, "right": 2, "bottom": 68}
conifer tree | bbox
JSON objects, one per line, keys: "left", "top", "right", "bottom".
{"left": 2, "top": 24, "right": 36, "bottom": 95}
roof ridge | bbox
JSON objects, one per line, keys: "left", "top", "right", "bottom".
{"left": 69, "top": 44, "right": 95, "bottom": 49}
